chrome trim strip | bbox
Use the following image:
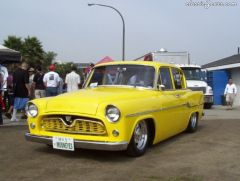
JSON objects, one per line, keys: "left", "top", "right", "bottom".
{"left": 126, "top": 103, "right": 203, "bottom": 118}
{"left": 25, "top": 133, "right": 128, "bottom": 151}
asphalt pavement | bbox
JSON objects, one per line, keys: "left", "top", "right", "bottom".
{"left": 1, "top": 112, "right": 28, "bottom": 126}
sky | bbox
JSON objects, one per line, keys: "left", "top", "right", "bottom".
{"left": 0, "top": 0, "right": 239, "bottom": 65}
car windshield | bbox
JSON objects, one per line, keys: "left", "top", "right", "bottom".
{"left": 87, "top": 65, "right": 155, "bottom": 88}
{"left": 182, "top": 67, "right": 202, "bottom": 81}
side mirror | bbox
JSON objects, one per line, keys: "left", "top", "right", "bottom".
{"left": 157, "top": 84, "right": 165, "bottom": 91}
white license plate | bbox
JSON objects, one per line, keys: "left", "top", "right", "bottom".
{"left": 52, "top": 136, "right": 74, "bottom": 151}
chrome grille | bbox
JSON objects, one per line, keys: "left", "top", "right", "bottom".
{"left": 41, "top": 117, "right": 107, "bottom": 135}
{"left": 189, "top": 87, "right": 206, "bottom": 93}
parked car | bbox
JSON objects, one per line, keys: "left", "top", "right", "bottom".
{"left": 25, "top": 61, "right": 204, "bottom": 156}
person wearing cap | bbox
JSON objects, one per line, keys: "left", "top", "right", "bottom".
{"left": 43, "top": 64, "right": 60, "bottom": 97}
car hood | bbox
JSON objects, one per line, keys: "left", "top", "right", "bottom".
{"left": 44, "top": 87, "right": 154, "bottom": 115}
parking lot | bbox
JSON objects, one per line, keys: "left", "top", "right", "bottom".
{"left": 0, "top": 106, "right": 240, "bottom": 181}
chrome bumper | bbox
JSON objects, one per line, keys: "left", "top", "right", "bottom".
{"left": 204, "top": 95, "right": 213, "bottom": 103}
{"left": 25, "top": 133, "right": 128, "bottom": 151}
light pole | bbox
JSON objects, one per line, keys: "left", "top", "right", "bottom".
{"left": 88, "top": 3, "right": 125, "bottom": 61}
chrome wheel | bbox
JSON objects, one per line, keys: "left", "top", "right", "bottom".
{"left": 127, "top": 120, "right": 149, "bottom": 156}
{"left": 186, "top": 112, "right": 198, "bottom": 133}
{"left": 191, "top": 113, "right": 197, "bottom": 128}
{"left": 133, "top": 121, "right": 148, "bottom": 151}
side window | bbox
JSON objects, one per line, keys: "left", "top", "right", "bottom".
{"left": 159, "top": 67, "right": 173, "bottom": 90}
{"left": 172, "top": 68, "right": 184, "bottom": 89}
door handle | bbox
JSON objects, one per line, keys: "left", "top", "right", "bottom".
{"left": 175, "top": 94, "right": 181, "bottom": 98}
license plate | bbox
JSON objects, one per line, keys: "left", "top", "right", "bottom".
{"left": 52, "top": 136, "right": 74, "bottom": 151}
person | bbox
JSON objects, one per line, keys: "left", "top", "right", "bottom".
{"left": 33, "top": 66, "right": 45, "bottom": 98}
{"left": 84, "top": 63, "right": 94, "bottom": 81}
{"left": 58, "top": 76, "right": 64, "bottom": 94}
{"left": 127, "top": 74, "right": 137, "bottom": 85}
{"left": 0, "top": 73, "right": 3, "bottom": 125}
{"left": 0, "top": 64, "right": 9, "bottom": 111}
{"left": 4, "top": 71, "right": 14, "bottom": 119}
{"left": 11, "top": 62, "right": 30, "bottom": 121}
{"left": 43, "top": 64, "right": 60, "bottom": 97}
{"left": 65, "top": 66, "right": 81, "bottom": 92}
{"left": 28, "top": 67, "right": 35, "bottom": 99}
{"left": 224, "top": 78, "right": 237, "bottom": 110}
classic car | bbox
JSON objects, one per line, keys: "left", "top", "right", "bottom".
{"left": 25, "top": 61, "right": 204, "bottom": 156}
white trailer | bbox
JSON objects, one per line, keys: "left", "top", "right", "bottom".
{"left": 135, "top": 49, "right": 213, "bottom": 109}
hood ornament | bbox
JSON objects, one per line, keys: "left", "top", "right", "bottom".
{"left": 64, "top": 116, "right": 73, "bottom": 126}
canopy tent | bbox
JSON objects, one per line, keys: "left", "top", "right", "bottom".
{"left": 0, "top": 45, "right": 21, "bottom": 64}
{"left": 95, "top": 56, "right": 113, "bottom": 65}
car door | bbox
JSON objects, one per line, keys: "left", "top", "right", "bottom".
{"left": 155, "top": 67, "right": 188, "bottom": 141}
{"left": 170, "top": 67, "right": 190, "bottom": 131}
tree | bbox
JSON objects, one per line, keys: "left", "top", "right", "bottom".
{"left": 3, "top": 36, "right": 23, "bottom": 51}
{"left": 21, "top": 36, "right": 44, "bottom": 67}
{"left": 42, "top": 51, "right": 57, "bottom": 69}
{"left": 3, "top": 35, "right": 57, "bottom": 69}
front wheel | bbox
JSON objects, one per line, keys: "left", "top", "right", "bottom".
{"left": 186, "top": 112, "right": 198, "bottom": 133}
{"left": 127, "top": 120, "right": 149, "bottom": 157}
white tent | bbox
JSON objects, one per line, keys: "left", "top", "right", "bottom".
{"left": 0, "top": 45, "right": 21, "bottom": 64}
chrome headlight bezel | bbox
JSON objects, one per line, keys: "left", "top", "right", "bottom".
{"left": 26, "top": 103, "right": 38, "bottom": 118}
{"left": 105, "top": 105, "right": 121, "bottom": 123}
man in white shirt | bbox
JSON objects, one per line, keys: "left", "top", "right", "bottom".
{"left": 224, "top": 78, "right": 237, "bottom": 109}
{"left": 65, "top": 66, "right": 81, "bottom": 92}
{"left": 43, "top": 64, "right": 60, "bottom": 97}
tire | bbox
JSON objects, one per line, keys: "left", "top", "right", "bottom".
{"left": 127, "top": 120, "right": 149, "bottom": 157}
{"left": 186, "top": 112, "right": 198, "bottom": 133}
{"left": 46, "top": 144, "right": 52, "bottom": 148}
{"left": 204, "top": 103, "right": 212, "bottom": 109}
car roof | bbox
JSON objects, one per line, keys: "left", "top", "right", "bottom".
{"left": 94, "top": 61, "right": 180, "bottom": 69}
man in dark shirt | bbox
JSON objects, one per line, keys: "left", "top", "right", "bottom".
{"left": 11, "top": 62, "right": 30, "bottom": 121}
{"left": 33, "top": 66, "right": 45, "bottom": 98}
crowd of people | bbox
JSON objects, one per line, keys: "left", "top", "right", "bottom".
{"left": 0, "top": 62, "right": 88, "bottom": 125}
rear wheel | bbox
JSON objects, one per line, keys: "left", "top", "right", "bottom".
{"left": 127, "top": 120, "right": 149, "bottom": 157}
{"left": 186, "top": 112, "right": 198, "bottom": 133}
{"left": 204, "top": 103, "right": 212, "bottom": 109}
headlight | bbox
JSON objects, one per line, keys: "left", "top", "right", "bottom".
{"left": 26, "top": 103, "right": 38, "bottom": 118}
{"left": 106, "top": 105, "right": 121, "bottom": 123}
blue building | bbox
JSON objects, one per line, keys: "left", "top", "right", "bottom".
{"left": 202, "top": 53, "right": 240, "bottom": 106}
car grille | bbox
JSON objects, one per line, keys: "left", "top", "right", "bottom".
{"left": 188, "top": 87, "right": 206, "bottom": 93}
{"left": 41, "top": 117, "right": 107, "bottom": 135}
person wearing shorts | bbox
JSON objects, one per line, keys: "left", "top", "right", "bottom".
{"left": 11, "top": 62, "right": 30, "bottom": 121}
{"left": 224, "top": 78, "right": 237, "bottom": 110}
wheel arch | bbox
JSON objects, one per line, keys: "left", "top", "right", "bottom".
{"left": 129, "top": 115, "right": 156, "bottom": 147}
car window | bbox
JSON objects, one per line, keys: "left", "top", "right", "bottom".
{"left": 158, "top": 67, "right": 173, "bottom": 90}
{"left": 171, "top": 68, "right": 184, "bottom": 89}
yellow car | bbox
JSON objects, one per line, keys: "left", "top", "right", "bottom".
{"left": 25, "top": 61, "right": 204, "bottom": 156}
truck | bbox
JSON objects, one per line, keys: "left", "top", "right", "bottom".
{"left": 134, "top": 49, "right": 213, "bottom": 109}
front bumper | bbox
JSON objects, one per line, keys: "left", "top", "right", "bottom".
{"left": 204, "top": 95, "right": 213, "bottom": 103}
{"left": 25, "top": 133, "right": 128, "bottom": 151}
